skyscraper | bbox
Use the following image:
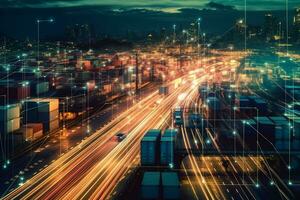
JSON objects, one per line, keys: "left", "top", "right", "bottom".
{"left": 263, "top": 13, "right": 278, "bottom": 41}
{"left": 293, "top": 8, "right": 300, "bottom": 42}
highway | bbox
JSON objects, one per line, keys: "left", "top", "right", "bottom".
{"left": 2, "top": 70, "right": 200, "bottom": 199}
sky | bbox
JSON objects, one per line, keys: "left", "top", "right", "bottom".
{"left": 0, "top": 1, "right": 297, "bottom": 39}
{"left": 0, "top": 0, "right": 299, "bottom": 11}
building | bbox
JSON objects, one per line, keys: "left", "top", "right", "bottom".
{"left": 65, "top": 24, "right": 93, "bottom": 43}
{"left": 263, "top": 14, "right": 278, "bottom": 41}
{"left": 293, "top": 8, "right": 300, "bottom": 42}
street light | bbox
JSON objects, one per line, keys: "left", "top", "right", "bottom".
{"left": 173, "top": 24, "right": 176, "bottom": 44}
{"left": 197, "top": 18, "right": 201, "bottom": 58}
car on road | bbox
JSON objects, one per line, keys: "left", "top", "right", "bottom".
{"left": 115, "top": 133, "right": 127, "bottom": 142}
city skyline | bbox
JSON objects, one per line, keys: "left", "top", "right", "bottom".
{"left": 0, "top": 0, "right": 299, "bottom": 11}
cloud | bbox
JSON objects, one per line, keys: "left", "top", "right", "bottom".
{"left": 0, "top": 0, "right": 299, "bottom": 10}
{"left": 205, "top": 1, "right": 236, "bottom": 11}
{"left": 0, "top": 0, "right": 82, "bottom": 7}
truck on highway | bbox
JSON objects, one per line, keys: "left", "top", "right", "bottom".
{"left": 173, "top": 107, "right": 183, "bottom": 126}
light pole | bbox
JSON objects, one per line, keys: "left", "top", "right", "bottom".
{"left": 197, "top": 18, "right": 201, "bottom": 58}
{"left": 173, "top": 24, "right": 176, "bottom": 44}
{"left": 202, "top": 32, "right": 206, "bottom": 56}
{"left": 36, "top": 18, "right": 54, "bottom": 69}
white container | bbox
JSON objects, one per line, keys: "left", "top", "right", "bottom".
{"left": 1, "top": 117, "right": 21, "bottom": 133}
{"left": 0, "top": 104, "right": 20, "bottom": 121}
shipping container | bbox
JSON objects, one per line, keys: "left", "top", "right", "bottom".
{"left": 30, "top": 81, "right": 49, "bottom": 95}
{"left": 224, "top": 89, "right": 236, "bottom": 104}
{"left": 269, "top": 116, "right": 291, "bottom": 140}
{"left": 206, "top": 97, "right": 221, "bottom": 110}
{"left": 76, "top": 72, "right": 95, "bottom": 81}
{"left": 24, "top": 98, "right": 59, "bottom": 113}
{"left": 275, "top": 141, "right": 289, "bottom": 150}
{"left": 247, "top": 96, "right": 268, "bottom": 114}
{"left": 159, "top": 86, "right": 169, "bottom": 95}
{"left": 43, "top": 118, "right": 59, "bottom": 132}
{"left": 163, "top": 129, "right": 178, "bottom": 139}
{"left": 160, "top": 136, "right": 176, "bottom": 166}
{"left": 254, "top": 117, "right": 275, "bottom": 149}
{"left": 238, "top": 119, "right": 257, "bottom": 148}
{"left": 238, "top": 98, "right": 251, "bottom": 108}
{"left": 292, "top": 140, "right": 300, "bottom": 150}
{"left": 21, "top": 126, "right": 43, "bottom": 141}
{"left": 161, "top": 172, "right": 180, "bottom": 200}
{"left": 141, "top": 137, "right": 159, "bottom": 166}
{"left": 199, "top": 88, "right": 209, "bottom": 100}
{"left": 145, "top": 129, "right": 161, "bottom": 137}
{"left": 22, "top": 126, "right": 33, "bottom": 141}
{"left": 38, "top": 109, "right": 59, "bottom": 122}
{"left": 0, "top": 117, "right": 20, "bottom": 134}
{"left": 187, "top": 114, "right": 203, "bottom": 128}
{"left": 285, "top": 114, "right": 300, "bottom": 139}
{"left": 0, "top": 85, "right": 30, "bottom": 101}
{"left": 0, "top": 104, "right": 20, "bottom": 121}
{"left": 141, "top": 129, "right": 161, "bottom": 166}
{"left": 141, "top": 172, "right": 160, "bottom": 200}
{"left": 25, "top": 123, "right": 43, "bottom": 133}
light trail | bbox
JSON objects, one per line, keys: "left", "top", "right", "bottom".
{"left": 3, "top": 72, "right": 200, "bottom": 199}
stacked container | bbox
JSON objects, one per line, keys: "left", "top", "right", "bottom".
{"left": 161, "top": 172, "right": 180, "bottom": 200}
{"left": 205, "top": 97, "right": 221, "bottom": 119}
{"left": 22, "top": 123, "right": 43, "bottom": 141}
{"left": 160, "top": 129, "right": 178, "bottom": 166}
{"left": 248, "top": 96, "right": 268, "bottom": 115}
{"left": 141, "top": 172, "right": 160, "bottom": 200}
{"left": 187, "top": 113, "right": 202, "bottom": 128}
{"left": 24, "top": 98, "right": 59, "bottom": 133}
{"left": 30, "top": 81, "right": 49, "bottom": 96}
{"left": 223, "top": 89, "right": 236, "bottom": 104}
{"left": 254, "top": 117, "right": 275, "bottom": 150}
{"left": 285, "top": 114, "right": 300, "bottom": 150}
{"left": 238, "top": 119, "right": 257, "bottom": 149}
{"left": 198, "top": 85, "right": 210, "bottom": 101}
{"left": 159, "top": 86, "right": 169, "bottom": 95}
{"left": 0, "top": 82, "right": 31, "bottom": 102}
{"left": 270, "top": 116, "right": 291, "bottom": 151}
{"left": 235, "top": 96, "right": 257, "bottom": 118}
{"left": 0, "top": 104, "right": 20, "bottom": 134}
{"left": 206, "top": 97, "right": 221, "bottom": 110}
{"left": 141, "top": 129, "right": 161, "bottom": 166}
{"left": 237, "top": 96, "right": 252, "bottom": 108}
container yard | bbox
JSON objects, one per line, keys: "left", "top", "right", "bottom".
{"left": 23, "top": 98, "right": 60, "bottom": 132}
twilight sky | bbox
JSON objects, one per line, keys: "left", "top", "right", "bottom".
{"left": 0, "top": 0, "right": 299, "bottom": 11}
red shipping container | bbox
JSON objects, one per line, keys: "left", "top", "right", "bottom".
{"left": 25, "top": 123, "right": 43, "bottom": 133}
{"left": 0, "top": 86, "right": 30, "bottom": 100}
